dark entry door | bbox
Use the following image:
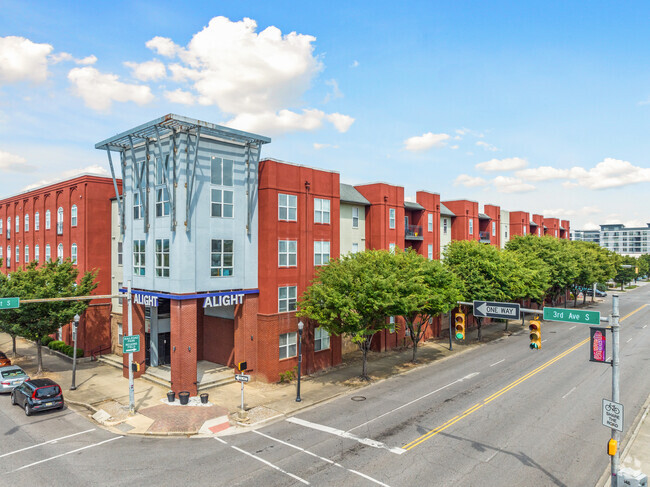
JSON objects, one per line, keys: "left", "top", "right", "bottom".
{"left": 144, "top": 332, "right": 151, "bottom": 366}
{"left": 158, "top": 332, "right": 171, "bottom": 365}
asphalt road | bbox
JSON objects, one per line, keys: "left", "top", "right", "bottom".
{"left": 1, "top": 287, "right": 648, "bottom": 486}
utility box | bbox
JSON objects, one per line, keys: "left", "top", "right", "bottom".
{"left": 618, "top": 467, "right": 648, "bottom": 487}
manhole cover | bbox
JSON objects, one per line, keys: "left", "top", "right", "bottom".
{"left": 351, "top": 396, "right": 366, "bottom": 402}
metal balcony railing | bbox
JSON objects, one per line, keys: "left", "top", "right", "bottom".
{"left": 405, "top": 224, "right": 423, "bottom": 240}
{"left": 56, "top": 222, "right": 63, "bottom": 235}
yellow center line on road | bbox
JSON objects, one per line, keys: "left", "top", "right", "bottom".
{"left": 401, "top": 303, "right": 649, "bottom": 451}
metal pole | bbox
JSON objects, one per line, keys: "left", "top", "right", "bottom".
{"left": 70, "top": 314, "right": 79, "bottom": 390}
{"left": 241, "top": 381, "right": 244, "bottom": 412}
{"left": 127, "top": 280, "right": 135, "bottom": 414}
{"left": 611, "top": 294, "right": 620, "bottom": 485}
{"left": 448, "top": 312, "right": 453, "bottom": 351}
{"left": 296, "top": 321, "right": 303, "bottom": 402}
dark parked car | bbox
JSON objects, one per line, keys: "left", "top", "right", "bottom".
{"left": 10, "top": 378, "right": 64, "bottom": 416}
{"left": 0, "top": 366, "right": 29, "bottom": 393}
{"left": 0, "top": 352, "right": 11, "bottom": 367}
{"left": 585, "top": 289, "right": 607, "bottom": 297}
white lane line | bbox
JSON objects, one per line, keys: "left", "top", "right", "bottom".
{"left": 347, "top": 372, "right": 479, "bottom": 433}
{"left": 254, "top": 430, "right": 392, "bottom": 486}
{"left": 11, "top": 436, "right": 122, "bottom": 472}
{"left": 0, "top": 428, "right": 95, "bottom": 459}
{"left": 627, "top": 338, "right": 632, "bottom": 343}
{"left": 562, "top": 387, "right": 576, "bottom": 399}
{"left": 569, "top": 326, "right": 577, "bottom": 330}
{"left": 229, "top": 444, "right": 310, "bottom": 485}
{"left": 644, "top": 324, "right": 647, "bottom": 329}
{"left": 541, "top": 339, "right": 547, "bottom": 343}
{"left": 287, "top": 417, "right": 405, "bottom": 455}
{"left": 490, "top": 359, "right": 505, "bottom": 367}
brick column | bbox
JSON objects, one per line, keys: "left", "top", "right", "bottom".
{"left": 122, "top": 298, "right": 145, "bottom": 379}
{"left": 234, "top": 294, "right": 258, "bottom": 375}
{"left": 171, "top": 299, "right": 198, "bottom": 395}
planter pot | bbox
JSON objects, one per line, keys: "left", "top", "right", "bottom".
{"left": 178, "top": 391, "right": 190, "bottom": 405}
{"left": 200, "top": 393, "right": 209, "bottom": 404}
{"left": 167, "top": 391, "right": 175, "bottom": 403}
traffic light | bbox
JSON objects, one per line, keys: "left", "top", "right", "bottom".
{"left": 237, "top": 361, "right": 247, "bottom": 372}
{"left": 454, "top": 313, "right": 465, "bottom": 340}
{"left": 131, "top": 362, "right": 140, "bottom": 372}
{"left": 529, "top": 317, "right": 541, "bottom": 350}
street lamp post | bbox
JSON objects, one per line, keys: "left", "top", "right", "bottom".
{"left": 70, "top": 313, "right": 80, "bottom": 390}
{"left": 296, "top": 321, "right": 304, "bottom": 402}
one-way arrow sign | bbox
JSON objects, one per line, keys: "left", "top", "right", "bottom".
{"left": 473, "top": 301, "right": 521, "bottom": 320}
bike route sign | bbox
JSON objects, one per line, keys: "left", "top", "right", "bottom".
{"left": 473, "top": 301, "right": 521, "bottom": 320}
{"left": 602, "top": 399, "right": 623, "bottom": 432}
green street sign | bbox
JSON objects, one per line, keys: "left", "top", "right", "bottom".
{"left": 122, "top": 335, "right": 140, "bottom": 353}
{"left": 0, "top": 297, "right": 19, "bottom": 309}
{"left": 543, "top": 307, "right": 600, "bottom": 325}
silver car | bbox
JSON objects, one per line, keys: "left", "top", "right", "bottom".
{"left": 0, "top": 366, "right": 30, "bottom": 393}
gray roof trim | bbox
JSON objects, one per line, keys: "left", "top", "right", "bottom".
{"left": 530, "top": 220, "right": 538, "bottom": 226}
{"left": 478, "top": 213, "right": 490, "bottom": 220}
{"left": 404, "top": 201, "right": 425, "bottom": 211}
{"left": 440, "top": 203, "right": 455, "bottom": 217}
{"left": 340, "top": 184, "right": 370, "bottom": 205}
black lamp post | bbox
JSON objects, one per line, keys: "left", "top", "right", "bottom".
{"left": 70, "top": 313, "right": 80, "bottom": 390}
{"left": 296, "top": 321, "right": 304, "bottom": 402}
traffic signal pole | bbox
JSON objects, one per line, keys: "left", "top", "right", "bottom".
{"left": 610, "top": 294, "right": 620, "bottom": 486}
{"left": 127, "top": 280, "right": 135, "bottom": 414}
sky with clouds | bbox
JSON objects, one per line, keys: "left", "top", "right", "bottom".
{"left": 1, "top": 1, "right": 650, "bottom": 230}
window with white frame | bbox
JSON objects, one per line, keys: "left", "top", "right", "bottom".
{"left": 352, "top": 207, "right": 359, "bottom": 228}
{"left": 6, "top": 246, "right": 10, "bottom": 267}
{"left": 211, "top": 157, "right": 234, "bottom": 186}
{"left": 351, "top": 242, "right": 359, "bottom": 254}
{"left": 314, "top": 198, "right": 330, "bottom": 224}
{"left": 25, "top": 214, "right": 29, "bottom": 232}
{"left": 133, "top": 193, "right": 142, "bottom": 220}
{"left": 57, "top": 243, "right": 63, "bottom": 262}
{"left": 0, "top": 219, "right": 2, "bottom": 234}
{"left": 156, "top": 187, "right": 170, "bottom": 217}
{"left": 428, "top": 244, "right": 433, "bottom": 260}
{"left": 523, "top": 226, "right": 527, "bottom": 235}
{"left": 133, "top": 240, "right": 145, "bottom": 276}
{"left": 15, "top": 245, "right": 19, "bottom": 263}
{"left": 45, "top": 210, "right": 51, "bottom": 229}
{"left": 492, "top": 221, "right": 496, "bottom": 236}
{"left": 278, "top": 285, "right": 297, "bottom": 312}
{"left": 538, "top": 228, "right": 541, "bottom": 236}
{"left": 279, "top": 332, "right": 297, "bottom": 359}
{"left": 314, "top": 327, "right": 330, "bottom": 351}
{"left": 389, "top": 316, "right": 396, "bottom": 333}
{"left": 118, "top": 323, "right": 123, "bottom": 346}
{"left": 156, "top": 158, "right": 167, "bottom": 185}
{"left": 117, "top": 241, "right": 123, "bottom": 266}
{"left": 211, "top": 189, "right": 234, "bottom": 218}
{"left": 389, "top": 208, "right": 396, "bottom": 229}
{"left": 210, "top": 239, "right": 233, "bottom": 277}
{"left": 35, "top": 245, "right": 39, "bottom": 262}
{"left": 389, "top": 243, "right": 396, "bottom": 253}
{"left": 25, "top": 245, "right": 29, "bottom": 263}
{"left": 0, "top": 247, "right": 2, "bottom": 261}
{"left": 278, "top": 193, "right": 297, "bottom": 221}
{"left": 71, "top": 244, "right": 77, "bottom": 264}
{"left": 155, "top": 239, "right": 169, "bottom": 277}
{"left": 469, "top": 218, "right": 473, "bottom": 235}
{"left": 35, "top": 212, "right": 39, "bottom": 231}
{"left": 45, "top": 244, "right": 50, "bottom": 262}
{"left": 57, "top": 207, "right": 63, "bottom": 225}
{"left": 6, "top": 217, "right": 10, "bottom": 238}
{"left": 71, "top": 205, "right": 77, "bottom": 226}
{"left": 555, "top": 230, "right": 558, "bottom": 237}
{"left": 428, "top": 213, "right": 433, "bottom": 232}
{"left": 15, "top": 215, "right": 20, "bottom": 233}
{"left": 278, "top": 240, "right": 297, "bottom": 267}
{"left": 314, "top": 241, "right": 330, "bottom": 265}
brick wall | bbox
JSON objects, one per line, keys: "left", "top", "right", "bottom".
{"left": 170, "top": 299, "right": 198, "bottom": 395}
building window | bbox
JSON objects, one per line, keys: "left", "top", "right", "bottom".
{"left": 523, "top": 226, "right": 527, "bottom": 235}
{"left": 155, "top": 239, "right": 170, "bottom": 277}
{"left": 278, "top": 240, "right": 297, "bottom": 267}
{"left": 389, "top": 208, "right": 396, "bottom": 229}
{"left": 0, "top": 219, "right": 2, "bottom": 234}
{"left": 210, "top": 239, "right": 234, "bottom": 277}
{"left": 15, "top": 215, "right": 20, "bottom": 233}
{"left": 352, "top": 207, "right": 359, "bottom": 228}
{"left": 133, "top": 240, "right": 145, "bottom": 276}
{"left": 15, "top": 245, "right": 19, "bottom": 263}
{"left": 555, "top": 230, "right": 558, "bottom": 237}
{"left": 443, "top": 218, "right": 448, "bottom": 235}
{"left": 133, "top": 193, "right": 142, "bottom": 220}
{"left": 314, "top": 327, "right": 330, "bottom": 351}
{"left": 57, "top": 243, "right": 63, "bottom": 262}
{"left": 492, "top": 221, "right": 496, "bottom": 237}
{"left": 428, "top": 244, "right": 433, "bottom": 260}
{"left": 469, "top": 218, "right": 473, "bottom": 236}
{"left": 389, "top": 316, "right": 396, "bottom": 333}
{"left": 45, "top": 210, "right": 51, "bottom": 229}
{"left": 314, "top": 241, "right": 330, "bottom": 265}
{"left": 118, "top": 323, "right": 123, "bottom": 346}
{"left": 57, "top": 207, "right": 63, "bottom": 232}
{"left": 71, "top": 205, "right": 77, "bottom": 226}
{"left": 0, "top": 247, "right": 2, "bottom": 261}
{"left": 24, "top": 214, "right": 29, "bottom": 232}
{"left": 6, "top": 246, "right": 10, "bottom": 267}
{"left": 156, "top": 187, "right": 170, "bottom": 217}
{"left": 505, "top": 230, "right": 508, "bottom": 239}
{"left": 71, "top": 244, "right": 77, "bottom": 264}
{"left": 428, "top": 213, "right": 433, "bottom": 232}
{"left": 211, "top": 157, "right": 234, "bottom": 186}
{"left": 538, "top": 228, "right": 541, "bottom": 236}
{"left": 278, "top": 286, "right": 297, "bottom": 313}
{"left": 35, "top": 212, "right": 39, "bottom": 231}
{"left": 389, "top": 243, "right": 396, "bottom": 253}
{"left": 45, "top": 244, "right": 51, "bottom": 262}
{"left": 278, "top": 193, "right": 297, "bottom": 221}
{"left": 211, "top": 189, "right": 234, "bottom": 218}
{"left": 117, "top": 241, "right": 123, "bottom": 266}
{"left": 351, "top": 242, "right": 359, "bottom": 254}
{"left": 156, "top": 158, "right": 167, "bottom": 185}
{"left": 25, "top": 245, "right": 29, "bottom": 263}
{"left": 35, "top": 245, "right": 39, "bottom": 262}
{"left": 279, "top": 332, "right": 297, "bottom": 360}
{"left": 314, "top": 198, "right": 330, "bottom": 224}
{"left": 6, "top": 217, "right": 10, "bottom": 239}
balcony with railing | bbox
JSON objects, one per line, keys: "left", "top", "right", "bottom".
{"left": 56, "top": 222, "right": 63, "bottom": 235}
{"left": 479, "top": 231, "right": 491, "bottom": 243}
{"left": 405, "top": 224, "right": 423, "bottom": 240}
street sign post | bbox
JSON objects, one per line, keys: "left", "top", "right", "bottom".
{"left": 122, "top": 335, "right": 140, "bottom": 354}
{"left": 0, "top": 297, "right": 19, "bottom": 309}
{"left": 235, "top": 374, "right": 250, "bottom": 418}
{"left": 543, "top": 307, "right": 600, "bottom": 325}
{"left": 602, "top": 399, "right": 624, "bottom": 432}
{"left": 473, "top": 301, "right": 521, "bottom": 320}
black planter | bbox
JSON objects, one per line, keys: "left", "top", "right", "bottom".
{"left": 178, "top": 391, "right": 190, "bottom": 405}
{"left": 200, "top": 393, "right": 209, "bottom": 404}
{"left": 167, "top": 391, "right": 175, "bottom": 403}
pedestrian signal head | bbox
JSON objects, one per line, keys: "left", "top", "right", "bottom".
{"left": 607, "top": 438, "right": 617, "bottom": 456}
{"left": 454, "top": 313, "right": 465, "bottom": 340}
{"left": 529, "top": 317, "right": 541, "bottom": 350}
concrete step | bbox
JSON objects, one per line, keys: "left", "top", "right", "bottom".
{"left": 140, "top": 372, "right": 172, "bottom": 389}
{"left": 98, "top": 354, "right": 124, "bottom": 370}
{"left": 198, "top": 375, "right": 236, "bottom": 392}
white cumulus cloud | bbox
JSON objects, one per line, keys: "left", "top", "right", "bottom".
{"left": 164, "top": 88, "right": 196, "bottom": 105}
{"left": 476, "top": 140, "right": 498, "bottom": 152}
{"left": 225, "top": 109, "right": 330, "bottom": 136}
{"left": 454, "top": 174, "right": 488, "bottom": 187}
{"left": 0, "top": 36, "right": 53, "bottom": 83}
{"left": 67, "top": 67, "right": 154, "bottom": 111}
{"left": 146, "top": 36, "right": 180, "bottom": 58}
{"left": 541, "top": 206, "right": 601, "bottom": 217}
{"left": 492, "top": 176, "right": 535, "bottom": 193}
{"left": 313, "top": 143, "right": 339, "bottom": 150}
{"left": 124, "top": 59, "right": 166, "bottom": 81}
{"left": 0, "top": 150, "right": 37, "bottom": 172}
{"left": 476, "top": 157, "right": 528, "bottom": 172}
{"left": 21, "top": 164, "right": 109, "bottom": 191}
{"left": 404, "top": 132, "right": 450, "bottom": 152}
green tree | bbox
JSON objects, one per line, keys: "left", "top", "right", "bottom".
{"left": 298, "top": 250, "right": 399, "bottom": 380}
{"left": 0, "top": 263, "right": 22, "bottom": 357}
{"left": 11, "top": 260, "right": 97, "bottom": 374}
{"left": 392, "top": 249, "right": 463, "bottom": 362}
{"left": 615, "top": 256, "right": 637, "bottom": 290}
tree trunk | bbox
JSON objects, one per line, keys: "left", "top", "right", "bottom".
{"left": 582, "top": 293, "right": 587, "bottom": 305}
{"left": 11, "top": 334, "right": 16, "bottom": 357}
{"left": 412, "top": 341, "right": 418, "bottom": 362}
{"left": 361, "top": 345, "right": 368, "bottom": 380}
{"left": 36, "top": 339, "right": 43, "bottom": 375}
{"left": 573, "top": 290, "right": 577, "bottom": 307}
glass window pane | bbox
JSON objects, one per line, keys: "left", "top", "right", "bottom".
{"left": 279, "top": 194, "right": 287, "bottom": 206}
{"left": 289, "top": 195, "right": 297, "bottom": 207}
{"left": 289, "top": 287, "right": 296, "bottom": 299}
{"left": 279, "top": 287, "right": 287, "bottom": 299}
{"left": 223, "top": 159, "right": 233, "bottom": 186}
{"left": 288, "top": 241, "right": 297, "bottom": 252}
{"left": 224, "top": 240, "right": 233, "bottom": 252}
{"left": 289, "top": 254, "right": 296, "bottom": 266}
{"left": 211, "top": 158, "right": 222, "bottom": 185}
{"left": 279, "top": 334, "right": 287, "bottom": 346}
{"left": 224, "top": 191, "right": 233, "bottom": 204}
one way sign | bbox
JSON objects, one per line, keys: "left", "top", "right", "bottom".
{"left": 473, "top": 301, "right": 521, "bottom": 320}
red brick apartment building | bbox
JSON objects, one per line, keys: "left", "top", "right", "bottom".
{"left": 0, "top": 175, "right": 121, "bottom": 355}
{"left": 441, "top": 200, "right": 480, "bottom": 242}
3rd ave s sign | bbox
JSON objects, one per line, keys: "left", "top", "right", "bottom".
{"left": 473, "top": 301, "right": 521, "bottom": 320}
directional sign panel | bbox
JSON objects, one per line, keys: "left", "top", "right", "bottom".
{"left": 122, "top": 335, "right": 140, "bottom": 354}
{"left": 473, "top": 301, "right": 521, "bottom": 320}
{"left": 0, "top": 297, "right": 19, "bottom": 310}
{"left": 602, "top": 399, "right": 623, "bottom": 432}
{"left": 543, "top": 307, "right": 600, "bottom": 325}
{"left": 235, "top": 374, "right": 250, "bottom": 383}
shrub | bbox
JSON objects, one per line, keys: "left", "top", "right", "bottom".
{"left": 41, "top": 336, "right": 53, "bottom": 346}
{"left": 76, "top": 348, "right": 84, "bottom": 358}
{"left": 48, "top": 340, "right": 64, "bottom": 351}
{"left": 278, "top": 367, "right": 297, "bottom": 383}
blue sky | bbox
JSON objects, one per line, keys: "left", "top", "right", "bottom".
{"left": 1, "top": 1, "right": 650, "bottom": 230}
